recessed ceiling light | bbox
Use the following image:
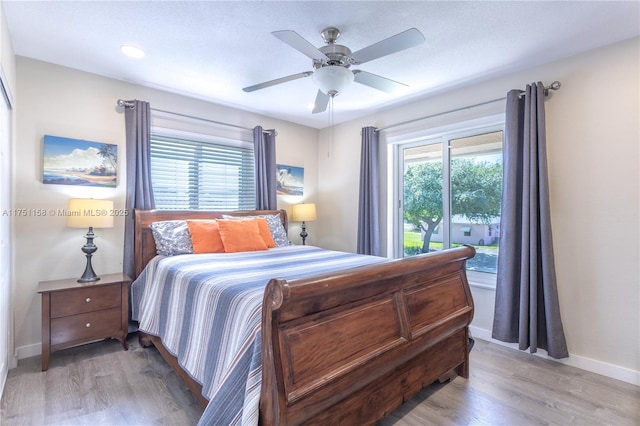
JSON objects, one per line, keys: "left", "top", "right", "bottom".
{"left": 120, "top": 45, "right": 145, "bottom": 58}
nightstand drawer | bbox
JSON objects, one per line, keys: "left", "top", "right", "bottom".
{"left": 50, "top": 307, "right": 122, "bottom": 346}
{"left": 50, "top": 284, "right": 121, "bottom": 318}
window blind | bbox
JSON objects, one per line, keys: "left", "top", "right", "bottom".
{"left": 150, "top": 135, "right": 255, "bottom": 210}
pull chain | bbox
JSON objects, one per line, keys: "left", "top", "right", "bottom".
{"left": 327, "top": 94, "right": 335, "bottom": 157}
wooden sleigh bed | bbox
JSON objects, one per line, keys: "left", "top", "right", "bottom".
{"left": 132, "top": 209, "right": 475, "bottom": 425}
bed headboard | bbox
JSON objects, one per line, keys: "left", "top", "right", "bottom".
{"left": 133, "top": 209, "right": 288, "bottom": 279}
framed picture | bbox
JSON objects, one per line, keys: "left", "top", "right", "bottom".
{"left": 276, "top": 164, "right": 304, "bottom": 196}
{"left": 42, "top": 135, "right": 118, "bottom": 187}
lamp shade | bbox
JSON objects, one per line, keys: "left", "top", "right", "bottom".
{"left": 292, "top": 203, "right": 317, "bottom": 222}
{"left": 67, "top": 198, "right": 114, "bottom": 228}
{"left": 312, "top": 66, "right": 354, "bottom": 96}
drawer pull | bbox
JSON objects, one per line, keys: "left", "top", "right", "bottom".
{"left": 85, "top": 298, "right": 91, "bottom": 303}
{"left": 86, "top": 323, "right": 91, "bottom": 328}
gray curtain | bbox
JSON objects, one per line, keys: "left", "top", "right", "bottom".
{"left": 123, "top": 100, "right": 155, "bottom": 278}
{"left": 357, "top": 127, "right": 380, "bottom": 255}
{"left": 492, "top": 82, "right": 568, "bottom": 359}
{"left": 254, "top": 126, "right": 277, "bottom": 210}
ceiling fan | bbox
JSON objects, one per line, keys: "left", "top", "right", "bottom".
{"left": 243, "top": 27, "right": 426, "bottom": 113}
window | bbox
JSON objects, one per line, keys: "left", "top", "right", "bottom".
{"left": 150, "top": 133, "right": 255, "bottom": 210}
{"left": 393, "top": 122, "right": 503, "bottom": 287}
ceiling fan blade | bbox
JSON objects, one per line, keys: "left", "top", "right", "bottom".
{"left": 350, "top": 28, "right": 425, "bottom": 64}
{"left": 243, "top": 71, "right": 313, "bottom": 92}
{"left": 272, "top": 30, "right": 328, "bottom": 61}
{"left": 353, "top": 70, "right": 408, "bottom": 93}
{"left": 312, "top": 90, "right": 330, "bottom": 114}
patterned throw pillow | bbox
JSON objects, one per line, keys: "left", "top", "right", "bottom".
{"left": 150, "top": 220, "right": 194, "bottom": 256}
{"left": 261, "top": 214, "right": 291, "bottom": 247}
{"left": 222, "top": 213, "right": 291, "bottom": 247}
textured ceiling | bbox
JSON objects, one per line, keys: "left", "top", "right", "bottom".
{"left": 3, "top": 1, "right": 639, "bottom": 128}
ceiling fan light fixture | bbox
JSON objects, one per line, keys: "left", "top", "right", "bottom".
{"left": 312, "top": 66, "right": 354, "bottom": 96}
{"left": 244, "top": 26, "right": 425, "bottom": 114}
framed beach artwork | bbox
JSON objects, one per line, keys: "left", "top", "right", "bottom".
{"left": 276, "top": 164, "right": 304, "bottom": 196}
{"left": 42, "top": 135, "right": 118, "bottom": 188}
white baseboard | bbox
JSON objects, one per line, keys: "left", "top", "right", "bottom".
{"left": 15, "top": 342, "right": 41, "bottom": 361}
{"left": 9, "top": 352, "right": 16, "bottom": 369}
{"left": 470, "top": 326, "right": 640, "bottom": 386}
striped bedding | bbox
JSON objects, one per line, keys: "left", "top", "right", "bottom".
{"left": 131, "top": 245, "right": 385, "bottom": 426}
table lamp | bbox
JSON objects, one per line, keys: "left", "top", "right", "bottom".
{"left": 292, "top": 203, "right": 317, "bottom": 245}
{"left": 67, "top": 198, "right": 114, "bottom": 283}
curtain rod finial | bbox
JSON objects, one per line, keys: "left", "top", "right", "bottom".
{"left": 549, "top": 81, "right": 561, "bottom": 91}
{"left": 543, "top": 81, "right": 561, "bottom": 97}
{"left": 117, "top": 99, "right": 136, "bottom": 109}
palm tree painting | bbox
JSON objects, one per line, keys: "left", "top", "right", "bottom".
{"left": 42, "top": 135, "right": 118, "bottom": 187}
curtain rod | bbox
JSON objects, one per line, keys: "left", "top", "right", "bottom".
{"left": 116, "top": 99, "right": 262, "bottom": 133}
{"left": 376, "top": 81, "right": 561, "bottom": 133}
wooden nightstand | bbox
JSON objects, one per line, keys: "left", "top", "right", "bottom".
{"left": 38, "top": 272, "right": 131, "bottom": 371}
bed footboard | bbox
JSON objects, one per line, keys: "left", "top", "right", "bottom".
{"left": 260, "top": 245, "right": 475, "bottom": 425}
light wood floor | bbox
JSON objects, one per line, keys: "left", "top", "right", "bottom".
{"left": 1, "top": 334, "right": 638, "bottom": 425}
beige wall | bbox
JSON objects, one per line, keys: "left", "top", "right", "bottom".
{"left": 13, "top": 57, "right": 318, "bottom": 356}
{"left": 317, "top": 38, "right": 639, "bottom": 382}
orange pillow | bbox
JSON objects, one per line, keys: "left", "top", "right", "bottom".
{"left": 217, "top": 219, "right": 269, "bottom": 253}
{"left": 253, "top": 218, "right": 276, "bottom": 248}
{"left": 221, "top": 216, "right": 276, "bottom": 248}
{"left": 186, "top": 220, "right": 225, "bottom": 254}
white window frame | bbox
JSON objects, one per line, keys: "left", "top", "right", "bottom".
{"left": 388, "top": 114, "right": 504, "bottom": 290}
